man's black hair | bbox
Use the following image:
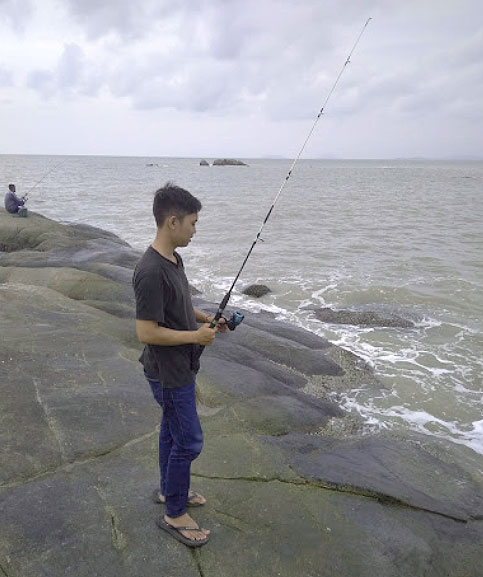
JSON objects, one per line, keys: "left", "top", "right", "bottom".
{"left": 153, "top": 181, "right": 202, "bottom": 227}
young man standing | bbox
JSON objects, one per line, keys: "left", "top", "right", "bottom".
{"left": 133, "top": 182, "right": 224, "bottom": 547}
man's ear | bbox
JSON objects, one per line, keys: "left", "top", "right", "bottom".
{"left": 167, "top": 215, "right": 178, "bottom": 229}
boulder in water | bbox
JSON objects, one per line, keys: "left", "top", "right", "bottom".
{"left": 243, "top": 284, "right": 272, "bottom": 298}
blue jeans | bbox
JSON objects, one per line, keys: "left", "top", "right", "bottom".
{"left": 145, "top": 374, "right": 203, "bottom": 518}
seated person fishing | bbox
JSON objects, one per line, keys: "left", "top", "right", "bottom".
{"left": 4, "top": 184, "right": 27, "bottom": 215}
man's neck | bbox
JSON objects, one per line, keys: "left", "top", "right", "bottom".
{"left": 151, "top": 232, "right": 177, "bottom": 263}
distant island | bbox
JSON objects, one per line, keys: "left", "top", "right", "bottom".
{"left": 200, "top": 158, "right": 248, "bottom": 166}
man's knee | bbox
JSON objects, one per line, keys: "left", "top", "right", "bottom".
{"left": 176, "top": 429, "right": 203, "bottom": 460}
{"left": 186, "top": 430, "right": 204, "bottom": 459}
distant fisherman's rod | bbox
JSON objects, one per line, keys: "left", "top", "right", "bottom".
{"left": 203, "top": 17, "right": 372, "bottom": 340}
{"left": 24, "top": 157, "right": 69, "bottom": 200}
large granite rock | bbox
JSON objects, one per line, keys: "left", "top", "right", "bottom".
{"left": 1, "top": 208, "right": 482, "bottom": 577}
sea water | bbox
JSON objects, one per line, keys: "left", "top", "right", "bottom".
{"left": 2, "top": 154, "right": 482, "bottom": 455}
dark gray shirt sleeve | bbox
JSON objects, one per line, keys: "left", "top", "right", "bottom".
{"left": 133, "top": 267, "right": 166, "bottom": 325}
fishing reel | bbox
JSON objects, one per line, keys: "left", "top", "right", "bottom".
{"left": 224, "top": 311, "right": 245, "bottom": 331}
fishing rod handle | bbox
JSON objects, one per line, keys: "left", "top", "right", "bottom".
{"left": 208, "top": 293, "right": 231, "bottom": 328}
{"left": 196, "top": 292, "right": 230, "bottom": 360}
{"left": 209, "top": 310, "right": 223, "bottom": 329}
{"left": 196, "top": 310, "right": 221, "bottom": 359}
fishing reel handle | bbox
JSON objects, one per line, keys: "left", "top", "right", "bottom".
{"left": 195, "top": 310, "right": 244, "bottom": 364}
{"left": 195, "top": 293, "right": 243, "bottom": 362}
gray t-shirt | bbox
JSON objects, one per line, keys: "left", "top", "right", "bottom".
{"left": 132, "top": 246, "right": 200, "bottom": 387}
{"left": 4, "top": 191, "right": 25, "bottom": 214}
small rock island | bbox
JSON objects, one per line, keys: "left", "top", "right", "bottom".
{"left": 212, "top": 158, "right": 248, "bottom": 166}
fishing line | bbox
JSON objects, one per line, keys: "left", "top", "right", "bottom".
{"left": 23, "top": 156, "right": 69, "bottom": 199}
{"left": 201, "top": 17, "right": 372, "bottom": 349}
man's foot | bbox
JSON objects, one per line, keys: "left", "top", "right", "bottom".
{"left": 157, "top": 513, "right": 210, "bottom": 547}
{"left": 153, "top": 489, "right": 207, "bottom": 507}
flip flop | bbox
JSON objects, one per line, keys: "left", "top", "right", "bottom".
{"left": 152, "top": 489, "right": 205, "bottom": 507}
{"left": 156, "top": 516, "right": 210, "bottom": 548}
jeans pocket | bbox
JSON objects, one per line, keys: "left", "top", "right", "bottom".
{"left": 145, "top": 373, "right": 165, "bottom": 406}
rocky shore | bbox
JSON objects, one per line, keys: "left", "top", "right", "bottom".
{"left": 1, "top": 209, "right": 482, "bottom": 577}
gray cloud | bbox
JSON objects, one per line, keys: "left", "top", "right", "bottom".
{"left": 26, "top": 69, "right": 55, "bottom": 98}
{"left": 26, "top": 43, "right": 101, "bottom": 99}
{"left": 0, "top": 64, "right": 13, "bottom": 86}
{"left": 91, "top": 1, "right": 375, "bottom": 119}
{"left": 62, "top": 0, "right": 183, "bottom": 40}
{"left": 1, "top": 0, "right": 482, "bottom": 158}
{"left": 57, "top": 44, "right": 84, "bottom": 88}
{"left": 0, "top": 0, "right": 34, "bottom": 31}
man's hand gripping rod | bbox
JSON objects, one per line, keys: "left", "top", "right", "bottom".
{"left": 199, "top": 18, "right": 372, "bottom": 352}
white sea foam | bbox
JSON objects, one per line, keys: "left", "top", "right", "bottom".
{"left": 335, "top": 395, "right": 483, "bottom": 455}
{"left": 297, "top": 303, "right": 483, "bottom": 454}
{"left": 414, "top": 316, "right": 442, "bottom": 329}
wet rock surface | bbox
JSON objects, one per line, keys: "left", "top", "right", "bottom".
{"left": 1, "top": 209, "right": 482, "bottom": 577}
{"left": 312, "top": 306, "right": 415, "bottom": 328}
{"left": 242, "top": 283, "right": 272, "bottom": 297}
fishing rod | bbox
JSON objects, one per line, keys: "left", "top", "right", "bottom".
{"left": 201, "top": 17, "right": 372, "bottom": 347}
{"left": 23, "top": 156, "right": 69, "bottom": 200}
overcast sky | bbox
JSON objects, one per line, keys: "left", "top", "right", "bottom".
{"left": 1, "top": 0, "right": 482, "bottom": 159}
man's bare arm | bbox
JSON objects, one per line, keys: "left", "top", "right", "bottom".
{"left": 136, "top": 319, "right": 215, "bottom": 347}
{"left": 194, "top": 308, "right": 211, "bottom": 324}
{"left": 193, "top": 308, "right": 228, "bottom": 332}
